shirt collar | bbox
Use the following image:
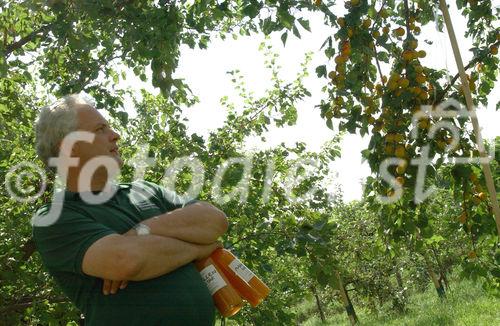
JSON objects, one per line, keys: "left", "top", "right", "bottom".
{"left": 63, "top": 183, "right": 131, "bottom": 201}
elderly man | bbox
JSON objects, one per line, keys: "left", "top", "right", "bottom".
{"left": 32, "top": 94, "right": 228, "bottom": 325}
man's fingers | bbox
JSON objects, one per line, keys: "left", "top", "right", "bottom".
{"left": 110, "top": 280, "right": 122, "bottom": 294}
{"left": 102, "top": 279, "right": 112, "bottom": 295}
{"left": 198, "top": 242, "right": 223, "bottom": 260}
{"left": 103, "top": 279, "right": 128, "bottom": 295}
{"left": 120, "top": 280, "right": 128, "bottom": 289}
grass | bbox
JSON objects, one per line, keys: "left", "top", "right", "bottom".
{"left": 300, "top": 278, "right": 500, "bottom": 326}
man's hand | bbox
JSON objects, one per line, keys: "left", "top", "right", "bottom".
{"left": 143, "top": 202, "right": 228, "bottom": 245}
{"left": 102, "top": 279, "right": 128, "bottom": 295}
{"left": 196, "top": 241, "right": 223, "bottom": 261}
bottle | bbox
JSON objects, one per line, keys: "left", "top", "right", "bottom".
{"left": 211, "top": 248, "right": 270, "bottom": 307}
{"left": 195, "top": 256, "right": 244, "bottom": 317}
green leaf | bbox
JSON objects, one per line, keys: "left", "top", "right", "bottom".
{"left": 298, "top": 18, "right": 311, "bottom": 32}
{"left": 315, "top": 65, "right": 327, "bottom": 78}
{"left": 326, "top": 118, "right": 333, "bottom": 130}
{"left": 242, "top": 1, "right": 261, "bottom": 19}
{"left": 277, "top": 8, "right": 295, "bottom": 30}
{"left": 116, "top": 111, "right": 129, "bottom": 125}
{"left": 425, "top": 235, "right": 445, "bottom": 245}
{"left": 281, "top": 31, "right": 288, "bottom": 46}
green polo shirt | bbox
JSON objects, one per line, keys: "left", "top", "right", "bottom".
{"left": 33, "top": 180, "right": 215, "bottom": 326}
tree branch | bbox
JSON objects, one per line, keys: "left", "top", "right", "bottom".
{"left": 373, "top": 45, "right": 385, "bottom": 86}
{"left": 4, "top": 23, "right": 53, "bottom": 57}
{"left": 403, "top": 0, "right": 413, "bottom": 41}
{"left": 436, "top": 39, "right": 500, "bottom": 103}
{"left": 370, "top": 0, "right": 388, "bottom": 85}
{"left": 370, "top": 0, "right": 388, "bottom": 33}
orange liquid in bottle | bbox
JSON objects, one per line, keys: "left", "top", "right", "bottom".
{"left": 212, "top": 248, "right": 270, "bottom": 307}
{"left": 195, "top": 257, "right": 244, "bottom": 317}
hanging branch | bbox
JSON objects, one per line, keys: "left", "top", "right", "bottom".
{"left": 370, "top": 0, "right": 388, "bottom": 85}
{"left": 403, "top": 0, "right": 413, "bottom": 41}
{"left": 4, "top": 23, "right": 54, "bottom": 57}
{"left": 436, "top": 39, "right": 500, "bottom": 104}
{"left": 439, "top": 0, "right": 500, "bottom": 236}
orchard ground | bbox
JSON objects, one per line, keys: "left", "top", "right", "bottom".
{"left": 297, "top": 275, "right": 500, "bottom": 326}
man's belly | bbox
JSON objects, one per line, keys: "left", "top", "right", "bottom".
{"left": 84, "top": 263, "right": 215, "bottom": 326}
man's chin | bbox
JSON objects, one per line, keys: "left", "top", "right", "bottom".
{"left": 112, "top": 155, "right": 124, "bottom": 168}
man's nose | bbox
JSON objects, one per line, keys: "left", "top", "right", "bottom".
{"left": 110, "top": 129, "right": 120, "bottom": 142}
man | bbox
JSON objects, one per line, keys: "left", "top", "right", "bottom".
{"left": 33, "top": 94, "right": 228, "bottom": 325}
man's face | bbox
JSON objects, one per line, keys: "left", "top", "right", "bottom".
{"left": 72, "top": 105, "right": 123, "bottom": 169}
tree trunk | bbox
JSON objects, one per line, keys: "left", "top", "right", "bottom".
{"left": 431, "top": 246, "right": 450, "bottom": 292}
{"left": 310, "top": 284, "right": 326, "bottom": 323}
{"left": 423, "top": 253, "right": 445, "bottom": 298}
{"left": 336, "top": 272, "right": 358, "bottom": 325}
{"left": 394, "top": 267, "right": 408, "bottom": 313}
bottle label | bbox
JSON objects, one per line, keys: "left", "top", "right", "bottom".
{"left": 200, "top": 264, "right": 227, "bottom": 295}
{"left": 229, "top": 259, "right": 255, "bottom": 283}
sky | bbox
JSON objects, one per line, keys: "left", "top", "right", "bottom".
{"left": 125, "top": 2, "right": 500, "bottom": 202}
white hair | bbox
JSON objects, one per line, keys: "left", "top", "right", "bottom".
{"left": 35, "top": 93, "right": 96, "bottom": 168}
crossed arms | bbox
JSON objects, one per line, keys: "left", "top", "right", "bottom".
{"left": 81, "top": 201, "right": 228, "bottom": 290}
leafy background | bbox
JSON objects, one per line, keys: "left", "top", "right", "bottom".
{"left": 0, "top": 0, "right": 499, "bottom": 325}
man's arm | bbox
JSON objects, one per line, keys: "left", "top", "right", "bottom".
{"left": 138, "top": 201, "right": 229, "bottom": 245}
{"left": 82, "top": 233, "right": 220, "bottom": 281}
{"left": 94, "top": 201, "right": 227, "bottom": 292}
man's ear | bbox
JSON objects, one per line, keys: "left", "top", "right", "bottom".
{"left": 57, "top": 140, "right": 78, "bottom": 157}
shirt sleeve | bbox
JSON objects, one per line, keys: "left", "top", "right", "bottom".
{"left": 140, "top": 180, "right": 198, "bottom": 211}
{"left": 32, "top": 204, "right": 116, "bottom": 275}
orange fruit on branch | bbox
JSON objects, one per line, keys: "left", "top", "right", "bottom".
{"left": 335, "top": 55, "right": 347, "bottom": 65}
{"left": 414, "top": 65, "right": 424, "bottom": 73}
{"left": 417, "top": 50, "right": 427, "bottom": 58}
{"left": 415, "top": 74, "right": 427, "bottom": 84}
{"left": 396, "top": 163, "right": 407, "bottom": 175}
{"left": 490, "top": 45, "right": 498, "bottom": 55}
{"left": 408, "top": 40, "right": 418, "bottom": 50}
{"left": 419, "top": 91, "right": 429, "bottom": 100}
{"left": 363, "top": 18, "right": 372, "bottom": 29}
{"left": 395, "top": 145, "right": 406, "bottom": 158}
{"left": 458, "top": 212, "right": 467, "bottom": 224}
{"left": 398, "top": 78, "right": 410, "bottom": 88}
{"left": 418, "top": 119, "right": 429, "bottom": 129}
{"left": 402, "top": 50, "right": 415, "bottom": 61}
{"left": 394, "top": 27, "right": 405, "bottom": 37}
{"left": 385, "top": 133, "right": 396, "bottom": 142}
{"left": 394, "top": 133, "right": 405, "bottom": 142}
